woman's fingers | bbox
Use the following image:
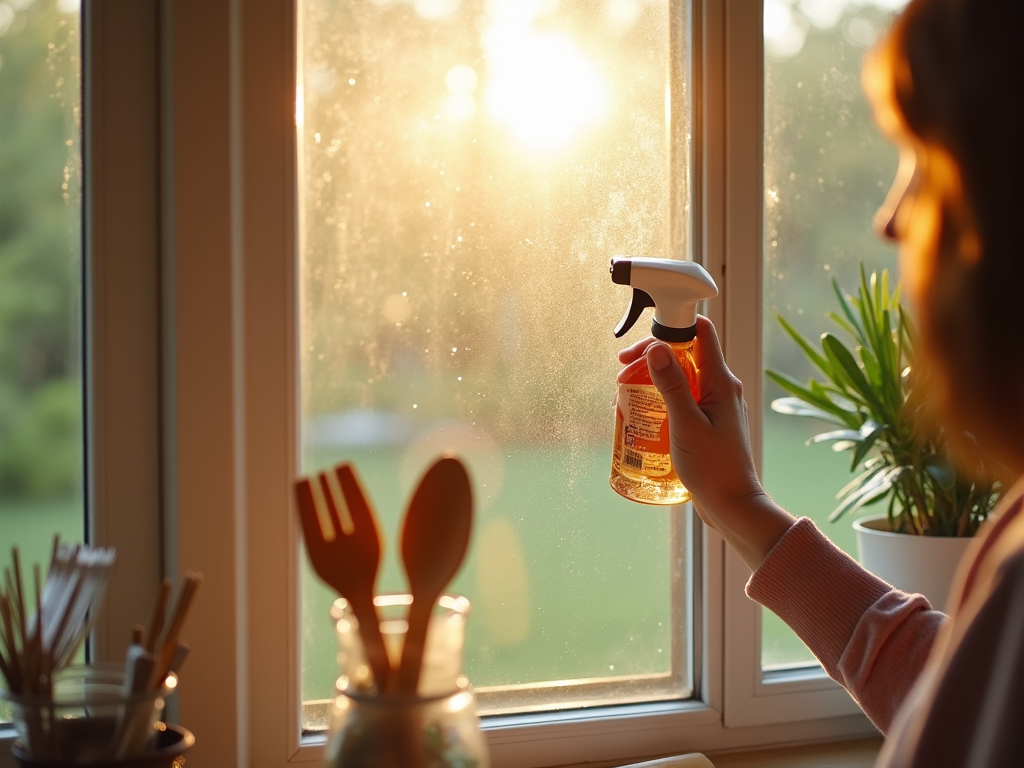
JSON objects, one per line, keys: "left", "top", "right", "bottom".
{"left": 632, "top": 316, "right": 796, "bottom": 571}
{"left": 691, "top": 315, "right": 728, "bottom": 375}
{"left": 646, "top": 343, "right": 707, "bottom": 429}
{"left": 618, "top": 336, "right": 656, "bottom": 364}
{"left": 618, "top": 316, "right": 723, "bottom": 370}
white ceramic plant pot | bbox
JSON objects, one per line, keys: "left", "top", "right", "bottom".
{"left": 854, "top": 515, "right": 973, "bottom": 611}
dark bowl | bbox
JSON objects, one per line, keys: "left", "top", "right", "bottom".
{"left": 12, "top": 723, "right": 194, "bottom": 768}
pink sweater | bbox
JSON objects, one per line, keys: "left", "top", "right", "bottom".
{"left": 747, "top": 481, "right": 1024, "bottom": 767}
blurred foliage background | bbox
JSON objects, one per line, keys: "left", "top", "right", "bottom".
{"left": 0, "top": 0, "right": 81, "bottom": 503}
{"left": 0, "top": 0, "right": 83, "bottom": 579}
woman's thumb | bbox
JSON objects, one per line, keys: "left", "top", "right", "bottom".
{"left": 646, "top": 343, "right": 702, "bottom": 423}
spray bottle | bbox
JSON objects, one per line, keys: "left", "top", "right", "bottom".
{"left": 609, "top": 256, "right": 718, "bottom": 505}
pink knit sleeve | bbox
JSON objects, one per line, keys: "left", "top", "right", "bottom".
{"left": 746, "top": 517, "right": 947, "bottom": 732}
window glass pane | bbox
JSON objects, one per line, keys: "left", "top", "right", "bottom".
{"left": 761, "top": 0, "right": 908, "bottom": 669}
{"left": 0, "top": 0, "right": 84, "bottom": 705}
{"left": 298, "top": 0, "right": 692, "bottom": 721}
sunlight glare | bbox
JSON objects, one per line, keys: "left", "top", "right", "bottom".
{"left": 605, "top": 0, "right": 642, "bottom": 35}
{"left": 415, "top": 0, "right": 461, "bottom": 20}
{"left": 446, "top": 64, "right": 479, "bottom": 94}
{"left": 484, "top": 32, "right": 609, "bottom": 150}
{"left": 443, "top": 64, "right": 479, "bottom": 122}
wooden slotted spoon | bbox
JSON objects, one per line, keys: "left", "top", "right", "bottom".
{"left": 294, "top": 464, "right": 391, "bottom": 691}
{"left": 394, "top": 456, "right": 473, "bottom": 695}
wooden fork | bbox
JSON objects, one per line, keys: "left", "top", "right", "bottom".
{"left": 294, "top": 464, "right": 391, "bottom": 691}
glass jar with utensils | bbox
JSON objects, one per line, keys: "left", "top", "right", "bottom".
{"left": 0, "top": 665, "right": 193, "bottom": 767}
{"left": 324, "top": 594, "right": 488, "bottom": 768}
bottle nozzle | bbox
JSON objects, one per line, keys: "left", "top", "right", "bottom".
{"left": 610, "top": 259, "right": 632, "bottom": 286}
{"left": 609, "top": 256, "right": 717, "bottom": 340}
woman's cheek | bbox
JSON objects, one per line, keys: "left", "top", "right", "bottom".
{"left": 898, "top": 191, "right": 942, "bottom": 309}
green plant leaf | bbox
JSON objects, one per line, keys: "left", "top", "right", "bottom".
{"left": 836, "top": 464, "right": 886, "bottom": 500}
{"left": 849, "top": 420, "right": 887, "bottom": 471}
{"left": 875, "top": 308, "right": 898, "bottom": 411}
{"left": 821, "top": 334, "right": 884, "bottom": 414}
{"left": 859, "top": 346, "right": 882, "bottom": 390}
{"left": 766, "top": 370, "right": 860, "bottom": 426}
{"left": 859, "top": 419, "right": 885, "bottom": 437}
{"left": 923, "top": 456, "right": 956, "bottom": 491}
{"left": 829, "top": 465, "right": 907, "bottom": 522}
{"left": 831, "top": 278, "right": 864, "bottom": 342}
{"left": 831, "top": 393, "right": 860, "bottom": 413}
{"left": 858, "top": 267, "right": 886, "bottom": 363}
{"left": 830, "top": 468, "right": 892, "bottom": 522}
{"left": 884, "top": 465, "right": 912, "bottom": 484}
{"left": 770, "top": 397, "right": 846, "bottom": 425}
{"left": 808, "top": 379, "right": 850, "bottom": 404}
{"left": 849, "top": 478, "right": 895, "bottom": 512}
{"left": 873, "top": 268, "right": 884, "bottom": 320}
{"left": 775, "top": 314, "right": 833, "bottom": 380}
{"left": 806, "top": 429, "right": 862, "bottom": 445}
{"left": 826, "top": 311, "right": 859, "bottom": 339}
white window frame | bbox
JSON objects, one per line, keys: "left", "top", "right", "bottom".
{"left": 0, "top": 1, "right": 879, "bottom": 766}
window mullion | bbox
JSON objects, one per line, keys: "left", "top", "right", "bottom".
{"left": 715, "top": 0, "right": 873, "bottom": 730}
{"left": 158, "top": 0, "right": 246, "bottom": 763}
{"left": 82, "top": 0, "right": 164, "bottom": 670}
{"left": 237, "top": 0, "right": 303, "bottom": 765}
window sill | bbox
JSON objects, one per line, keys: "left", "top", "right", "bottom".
{"left": 708, "top": 736, "right": 883, "bottom": 768}
{"left": 2, "top": 719, "right": 881, "bottom": 768}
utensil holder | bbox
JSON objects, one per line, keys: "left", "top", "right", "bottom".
{"left": 325, "top": 594, "right": 489, "bottom": 768}
{"left": 0, "top": 665, "right": 190, "bottom": 765}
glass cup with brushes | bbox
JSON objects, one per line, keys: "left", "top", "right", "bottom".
{"left": 609, "top": 257, "right": 718, "bottom": 505}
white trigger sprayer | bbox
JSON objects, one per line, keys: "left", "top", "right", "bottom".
{"left": 609, "top": 256, "right": 718, "bottom": 505}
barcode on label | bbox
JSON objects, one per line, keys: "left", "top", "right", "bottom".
{"left": 623, "top": 448, "right": 644, "bottom": 470}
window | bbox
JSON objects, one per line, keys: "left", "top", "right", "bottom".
{"left": 296, "top": 0, "right": 695, "bottom": 723}
{"left": 3, "top": 2, "right": 898, "bottom": 766}
{"left": 761, "top": 0, "right": 908, "bottom": 670}
{"left": 0, "top": 0, "right": 84, "bottom": 706}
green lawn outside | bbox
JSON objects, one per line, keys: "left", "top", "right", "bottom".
{"left": 300, "top": 443, "right": 675, "bottom": 701}
{"left": 0, "top": 497, "right": 84, "bottom": 579}
{"left": 0, "top": 417, "right": 860, "bottom": 706}
{"left": 300, "top": 416, "right": 864, "bottom": 700}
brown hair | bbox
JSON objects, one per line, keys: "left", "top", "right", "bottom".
{"left": 865, "top": 0, "right": 1024, "bottom": 473}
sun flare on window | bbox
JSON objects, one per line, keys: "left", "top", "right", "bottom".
{"left": 484, "top": 31, "right": 609, "bottom": 150}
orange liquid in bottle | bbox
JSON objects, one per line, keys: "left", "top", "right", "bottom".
{"left": 610, "top": 340, "right": 698, "bottom": 505}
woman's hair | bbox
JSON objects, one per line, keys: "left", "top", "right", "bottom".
{"left": 865, "top": 0, "right": 1024, "bottom": 474}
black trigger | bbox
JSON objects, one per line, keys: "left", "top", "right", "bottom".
{"left": 614, "top": 289, "right": 656, "bottom": 338}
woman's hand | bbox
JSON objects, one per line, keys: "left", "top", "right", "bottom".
{"left": 619, "top": 316, "right": 796, "bottom": 571}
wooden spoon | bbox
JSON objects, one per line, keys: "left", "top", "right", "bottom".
{"left": 394, "top": 456, "right": 473, "bottom": 695}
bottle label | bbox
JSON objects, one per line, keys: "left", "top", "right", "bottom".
{"left": 615, "top": 383, "right": 672, "bottom": 477}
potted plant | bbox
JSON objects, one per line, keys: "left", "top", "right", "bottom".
{"left": 766, "top": 266, "right": 1001, "bottom": 607}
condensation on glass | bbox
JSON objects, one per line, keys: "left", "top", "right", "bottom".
{"left": 297, "top": 0, "right": 694, "bottom": 722}
{"left": 760, "top": 0, "right": 908, "bottom": 671}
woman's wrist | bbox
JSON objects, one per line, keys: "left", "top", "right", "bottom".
{"left": 712, "top": 491, "right": 797, "bottom": 572}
